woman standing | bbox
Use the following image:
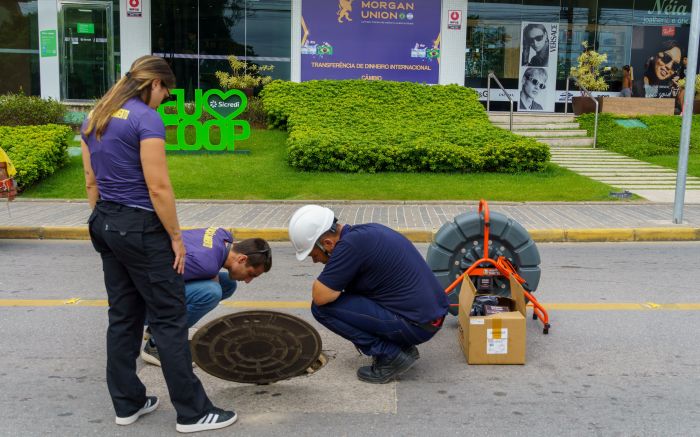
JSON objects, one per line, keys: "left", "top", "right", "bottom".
{"left": 81, "top": 55, "right": 236, "bottom": 433}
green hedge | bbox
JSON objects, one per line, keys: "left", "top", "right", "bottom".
{"left": 0, "top": 93, "right": 67, "bottom": 126}
{"left": 578, "top": 113, "right": 700, "bottom": 158}
{"left": 0, "top": 125, "right": 72, "bottom": 189}
{"left": 261, "top": 80, "right": 550, "bottom": 173}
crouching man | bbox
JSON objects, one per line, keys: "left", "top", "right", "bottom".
{"left": 288, "top": 205, "right": 448, "bottom": 383}
{"left": 142, "top": 227, "right": 272, "bottom": 365}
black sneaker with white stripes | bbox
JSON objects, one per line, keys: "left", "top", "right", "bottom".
{"left": 176, "top": 407, "right": 237, "bottom": 433}
{"left": 115, "top": 396, "right": 159, "bottom": 425}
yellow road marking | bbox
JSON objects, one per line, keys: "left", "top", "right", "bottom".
{"left": 1, "top": 299, "right": 700, "bottom": 311}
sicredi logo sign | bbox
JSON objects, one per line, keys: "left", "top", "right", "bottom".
{"left": 158, "top": 89, "right": 251, "bottom": 152}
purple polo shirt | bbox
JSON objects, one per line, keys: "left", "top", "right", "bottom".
{"left": 182, "top": 228, "right": 234, "bottom": 281}
{"left": 81, "top": 97, "right": 165, "bottom": 210}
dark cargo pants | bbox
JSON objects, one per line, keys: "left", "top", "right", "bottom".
{"left": 89, "top": 201, "right": 212, "bottom": 422}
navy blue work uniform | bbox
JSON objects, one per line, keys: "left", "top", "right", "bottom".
{"left": 312, "top": 224, "right": 449, "bottom": 360}
{"left": 83, "top": 99, "right": 212, "bottom": 423}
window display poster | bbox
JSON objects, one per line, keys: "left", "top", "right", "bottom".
{"left": 517, "top": 22, "right": 559, "bottom": 112}
{"left": 300, "top": 0, "right": 441, "bottom": 83}
{"left": 630, "top": 25, "right": 697, "bottom": 100}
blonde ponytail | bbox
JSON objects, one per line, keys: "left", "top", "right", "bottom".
{"left": 83, "top": 55, "right": 175, "bottom": 140}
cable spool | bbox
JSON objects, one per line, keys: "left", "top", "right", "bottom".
{"left": 426, "top": 210, "right": 541, "bottom": 316}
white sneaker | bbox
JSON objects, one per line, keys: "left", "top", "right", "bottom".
{"left": 115, "top": 396, "right": 159, "bottom": 425}
{"left": 176, "top": 407, "right": 237, "bottom": 433}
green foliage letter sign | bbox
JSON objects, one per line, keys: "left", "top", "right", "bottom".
{"left": 158, "top": 89, "right": 251, "bottom": 152}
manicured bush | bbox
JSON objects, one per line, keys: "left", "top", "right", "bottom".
{"left": 0, "top": 125, "right": 72, "bottom": 189}
{"left": 261, "top": 80, "right": 550, "bottom": 173}
{"left": 578, "top": 113, "right": 700, "bottom": 158}
{"left": 0, "top": 93, "right": 67, "bottom": 126}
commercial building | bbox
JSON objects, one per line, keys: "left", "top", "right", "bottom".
{"left": 1, "top": 0, "right": 695, "bottom": 111}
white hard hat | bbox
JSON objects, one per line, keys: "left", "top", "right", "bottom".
{"left": 288, "top": 205, "right": 336, "bottom": 261}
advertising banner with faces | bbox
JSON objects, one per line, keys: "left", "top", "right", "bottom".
{"left": 518, "top": 22, "right": 559, "bottom": 112}
{"left": 629, "top": 25, "right": 698, "bottom": 100}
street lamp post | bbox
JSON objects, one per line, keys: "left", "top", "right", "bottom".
{"left": 673, "top": 0, "right": 700, "bottom": 223}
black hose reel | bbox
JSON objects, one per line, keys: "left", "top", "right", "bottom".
{"left": 426, "top": 209, "right": 541, "bottom": 316}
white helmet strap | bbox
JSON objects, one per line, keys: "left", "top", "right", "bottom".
{"left": 315, "top": 218, "right": 338, "bottom": 257}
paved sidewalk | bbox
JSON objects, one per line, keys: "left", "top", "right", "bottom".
{"left": 1, "top": 199, "right": 699, "bottom": 241}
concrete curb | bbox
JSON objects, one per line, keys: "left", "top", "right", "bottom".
{"left": 1, "top": 226, "right": 698, "bottom": 242}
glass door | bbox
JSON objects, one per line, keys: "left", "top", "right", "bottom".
{"left": 59, "top": 1, "right": 114, "bottom": 101}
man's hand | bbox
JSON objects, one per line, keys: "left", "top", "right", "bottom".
{"left": 312, "top": 280, "right": 341, "bottom": 306}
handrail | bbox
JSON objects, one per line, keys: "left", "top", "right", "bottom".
{"left": 564, "top": 76, "right": 598, "bottom": 148}
{"left": 486, "top": 71, "right": 513, "bottom": 131}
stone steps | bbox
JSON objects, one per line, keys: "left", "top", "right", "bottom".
{"left": 488, "top": 113, "right": 576, "bottom": 124}
{"left": 515, "top": 130, "right": 589, "bottom": 137}
{"left": 538, "top": 137, "right": 595, "bottom": 147}
{"left": 493, "top": 122, "right": 581, "bottom": 130}
{"left": 572, "top": 170, "right": 678, "bottom": 175}
{"left": 488, "top": 111, "right": 700, "bottom": 196}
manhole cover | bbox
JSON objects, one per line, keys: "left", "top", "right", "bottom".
{"left": 191, "top": 310, "right": 323, "bottom": 384}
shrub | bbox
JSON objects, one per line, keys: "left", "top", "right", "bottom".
{"left": 215, "top": 55, "right": 274, "bottom": 90}
{"left": 578, "top": 113, "right": 700, "bottom": 158}
{"left": 678, "top": 75, "right": 700, "bottom": 94}
{"left": 569, "top": 42, "right": 608, "bottom": 94}
{"left": 0, "top": 124, "right": 72, "bottom": 189}
{"left": 261, "top": 80, "right": 550, "bottom": 173}
{"left": 0, "top": 93, "right": 67, "bottom": 126}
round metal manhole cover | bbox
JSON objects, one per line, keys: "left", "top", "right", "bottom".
{"left": 191, "top": 310, "right": 323, "bottom": 384}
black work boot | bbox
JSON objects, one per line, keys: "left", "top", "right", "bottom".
{"left": 403, "top": 345, "right": 420, "bottom": 360}
{"left": 357, "top": 350, "right": 416, "bottom": 384}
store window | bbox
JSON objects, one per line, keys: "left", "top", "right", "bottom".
{"left": 558, "top": 0, "right": 596, "bottom": 82}
{"left": 466, "top": 0, "right": 693, "bottom": 109}
{"left": 152, "top": 0, "right": 291, "bottom": 101}
{"left": 465, "top": 0, "right": 525, "bottom": 89}
{"left": 0, "top": 1, "right": 40, "bottom": 95}
{"left": 596, "top": 11, "right": 634, "bottom": 89}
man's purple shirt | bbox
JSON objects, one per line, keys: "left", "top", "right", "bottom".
{"left": 182, "top": 228, "right": 234, "bottom": 281}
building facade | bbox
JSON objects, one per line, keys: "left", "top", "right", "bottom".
{"left": 0, "top": 0, "right": 695, "bottom": 110}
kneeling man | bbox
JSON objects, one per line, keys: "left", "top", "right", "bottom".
{"left": 289, "top": 205, "right": 448, "bottom": 384}
{"left": 142, "top": 227, "right": 272, "bottom": 365}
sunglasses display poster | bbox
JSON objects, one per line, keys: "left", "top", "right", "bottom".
{"left": 629, "top": 26, "right": 697, "bottom": 99}
{"left": 300, "top": 0, "right": 441, "bottom": 83}
{"left": 517, "top": 22, "right": 559, "bottom": 112}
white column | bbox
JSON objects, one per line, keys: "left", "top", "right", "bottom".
{"left": 119, "top": 0, "right": 152, "bottom": 76}
{"left": 38, "top": 0, "right": 60, "bottom": 100}
{"left": 290, "top": 0, "right": 302, "bottom": 82}
{"left": 439, "top": 0, "right": 468, "bottom": 85}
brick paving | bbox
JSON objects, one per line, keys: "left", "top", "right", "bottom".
{"left": 1, "top": 199, "right": 699, "bottom": 230}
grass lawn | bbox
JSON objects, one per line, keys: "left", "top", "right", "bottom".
{"left": 22, "top": 129, "right": 615, "bottom": 201}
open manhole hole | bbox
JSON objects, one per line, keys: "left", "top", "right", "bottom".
{"left": 191, "top": 310, "right": 325, "bottom": 384}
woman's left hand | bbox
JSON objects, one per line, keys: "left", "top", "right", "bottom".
{"left": 172, "top": 237, "right": 186, "bottom": 275}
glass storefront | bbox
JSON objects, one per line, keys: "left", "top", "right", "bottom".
{"left": 3, "top": 0, "right": 695, "bottom": 106}
{"left": 152, "top": 0, "right": 291, "bottom": 101}
{"left": 59, "top": 1, "right": 115, "bottom": 100}
{"left": 465, "top": 0, "right": 692, "bottom": 103}
{"left": 0, "top": 1, "right": 40, "bottom": 95}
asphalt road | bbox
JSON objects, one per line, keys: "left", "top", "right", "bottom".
{"left": 1, "top": 240, "right": 699, "bottom": 436}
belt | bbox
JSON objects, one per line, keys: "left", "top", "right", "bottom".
{"left": 408, "top": 316, "right": 445, "bottom": 334}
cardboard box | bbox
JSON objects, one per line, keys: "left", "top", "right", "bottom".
{"left": 457, "top": 274, "right": 527, "bottom": 364}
